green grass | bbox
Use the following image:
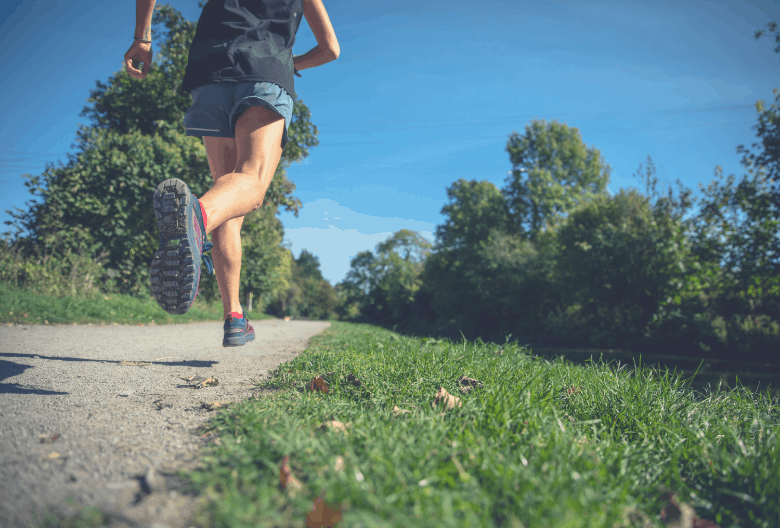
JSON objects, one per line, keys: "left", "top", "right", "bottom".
{"left": 0, "top": 282, "right": 274, "bottom": 326}
{"left": 177, "top": 322, "right": 780, "bottom": 528}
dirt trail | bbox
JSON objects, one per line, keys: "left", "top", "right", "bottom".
{"left": 0, "top": 319, "right": 331, "bottom": 528}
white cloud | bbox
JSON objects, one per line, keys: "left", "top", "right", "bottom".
{"left": 281, "top": 198, "right": 436, "bottom": 285}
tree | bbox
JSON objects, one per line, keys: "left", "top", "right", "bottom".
{"left": 503, "top": 119, "right": 612, "bottom": 240}
{"left": 435, "top": 179, "right": 511, "bottom": 252}
{"left": 339, "top": 230, "right": 432, "bottom": 324}
{"left": 267, "top": 249, "right": 338, "bottom": 320}
{"left": 737, "top": 20, "right": 780, "bottom": 207}
{"left": 554, "top": 186, "right": 690, "bottom": 349}
{"left": 3, "top": 3, "right": 319, "bottom": 302}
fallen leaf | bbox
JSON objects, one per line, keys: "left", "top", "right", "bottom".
{"left": 38, "top": 434, "right": 59, "bottom": 444}
{"left": 455, "top": 355, "right": 465, "bottom": 360}
{"left": 333, "top": 456, "right": 345, "bottom": 472}
{"left": 306, "top": 496, "right": 342, "bottom": 528}
{"left": 40, "top": 452, "right": 61, "bottom": 461}
{"left": 319, "top": 421, "right": 349, "bottom": 434}
{"left": 202, "top": 401, "right": 231, "bottom": 411}
{"left": 119, "top": 360, "right": 152, "bottom": 367}
{"left": 279, "top": 456, "right": 303, "bottom": 493}
{"left": 179, "top": 375, "right": 219, "bottom": 388}
{"left": 432, "top": 387, "right": 462, "bottom": 410}
{"left": 44, "top": 320, "right": 49, "bottom": 325}
{"left": 659, "top": 492, "right": 722, "bottom": 528}
{"left": 458, "top": 375, "right": 484, "bottom": 388}
{"left": 153, "top": 399, "right": 172, "bottom": 410}
{"left": 307, "top": 377, "right": 329, "bottom": 394}
{"left": 392, "top": 405, "right": 411, "bottom": 417}
{"left": 346, "top": 373, "right": 362, "bottom": 387}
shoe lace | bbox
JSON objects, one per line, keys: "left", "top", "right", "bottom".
{"left": 201, "top": 241, "right": 214, "bottom": 275}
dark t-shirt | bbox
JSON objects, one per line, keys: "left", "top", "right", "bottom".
{"left": 180, "top": 0, "right": 304, "bottom": 101}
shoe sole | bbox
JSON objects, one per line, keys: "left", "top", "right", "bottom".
{"left": 150, "top": 179, "right": 201, "bottom": 315}
{"left": 223, "top": 327, "right": 256, "bottom": 347}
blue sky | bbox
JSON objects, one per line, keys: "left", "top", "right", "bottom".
{"left": 1, "top": 0, "right": 778, "bottom": 285}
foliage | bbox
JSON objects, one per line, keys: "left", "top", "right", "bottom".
{"left": 503, "top": 118, "right": 611, "bottom": 241}
{"left": 553, "top": 188, "right": 690, "bottom": 349}
{"left": 2, "top": 3, "right": 318, "bottom": 304}
{"left": 339, "top": 230, "right": 432, "bottom": 325}
{"left": 267, "top": 249, "right": 339, "bottom": 320}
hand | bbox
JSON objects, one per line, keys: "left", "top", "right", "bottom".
{"left": 124, "top": 40, "right": 153, "bottom": 80}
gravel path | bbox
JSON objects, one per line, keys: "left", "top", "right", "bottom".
{"left": 0, "top": 319, "right": 331, "bottom": 528}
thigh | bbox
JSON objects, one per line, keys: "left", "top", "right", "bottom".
{"left": 233, "top": 105, "right": 285, "bottom": 177}
{"left": 203, "top": 137, "right": 237, "bottom": 181}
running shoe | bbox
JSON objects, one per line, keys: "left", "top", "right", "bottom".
{"left": 150, "top": 178, "right": 213, "bottom": 315}
{"left": 223, "top": 307, "right": 255, "bottom": 347}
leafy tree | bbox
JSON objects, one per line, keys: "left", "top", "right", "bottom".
{"left": 295, "top": 249, "right": 326, "bottom": 281}
{"left": 339, "top": 230, "right": 432, "bottom": 324}
{"left": 554, "top": 186, "right": 690, "bottom": 349}
{"left": 503, "top": 119, "right": 612, "bottom": 240}
{"left": 3, "top": 3, "right": 319, "bottom": 302}
{"left": 435, "top": 179, "right": 511, "bottom": 252}
{"left": 267, "top": 249, "right": 338, "bottom": 320}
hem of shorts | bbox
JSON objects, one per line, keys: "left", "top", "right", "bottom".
{"left": 186, "top": 131, "right": 233, "bottom": 138}
{"left": 183, "top": 77, "right": 296, "bottom": 100}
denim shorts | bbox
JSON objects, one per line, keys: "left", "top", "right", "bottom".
{"left": 183, "top": 81, "right": 294, "bottom": 150}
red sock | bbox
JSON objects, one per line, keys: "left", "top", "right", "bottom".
{"left": 199, "top": 201, "right": 208, "bottom": 232}
{"left": 229, "top": 311, "right": 244, "bottom": 319}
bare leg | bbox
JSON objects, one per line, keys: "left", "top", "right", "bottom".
{"left": 202, "top": 136, "right": 244, "bottom": 320}
{"left": 200, "top": 105, "right": 285, "bottom": 319}
{"left": 199, "top": 105, "right": 285, "bottom": 235}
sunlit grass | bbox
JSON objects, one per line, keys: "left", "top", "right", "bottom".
{"left": 0, "top": 282, "right": 274, "bottom": 325}
{"left": 180, "top": 322, "right": 780, "bottom": 527}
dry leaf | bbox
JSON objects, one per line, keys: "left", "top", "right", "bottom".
{"left": 432, "top": 387, "right": 462, "bottom": 410}
{"left": 306, "top": 496, "right": 343, "bottom": 528}
{"left": 320, "top": 421, "right": 348, "bottom": 434}
{"left": 202, "top": 401, "right": 231, "bottom": 411}
{"left": 333, "top": 456, "right": 345, "bottom": 472}
{"left": 40, "top": 452, "right": 61, "bottom": 461}
{"left": 566, "top": 385, "right": 583, "bottom": 395}
{"left": 392, "top": 405, "right": 411, "bottom": 417}
{"left": 346, "top": 373, "right": 362, "bottom": 387}
{"left": 307, "top": 377, "right": 329, "bottom": 394}
{"left": 458, "top": 375, "right": 484, "bottom": 388}
{"left": 279, "top": 456, "right": 304, "bottom": 493}
{"left": 38, "top": 434, "right": 59, "bottom": 444}
{"left": 119, "top": 360, "right": 152, "bottom": 367}
{"left": 179, "top": 375, "right": 219, "bottom": 388}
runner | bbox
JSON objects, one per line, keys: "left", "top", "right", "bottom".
{"left": 123, "top": 0, "right": 339, "bottom": 346}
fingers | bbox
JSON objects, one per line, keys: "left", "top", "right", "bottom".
{"left": 123, "top": 44, "right": 152, "bottom": 80}
{"left": 125, "top": 60, "right": 145, "bottom": 79}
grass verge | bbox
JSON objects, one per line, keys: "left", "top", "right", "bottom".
{"left": 177, "top": 321, "right": 780, "bottom": 528}
{"left": 0, "top": 282, "right": 274, "bottom": 326}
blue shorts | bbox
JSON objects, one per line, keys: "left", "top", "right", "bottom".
{"left": 183, "top": 81, "right": 294, "bottom": 150}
